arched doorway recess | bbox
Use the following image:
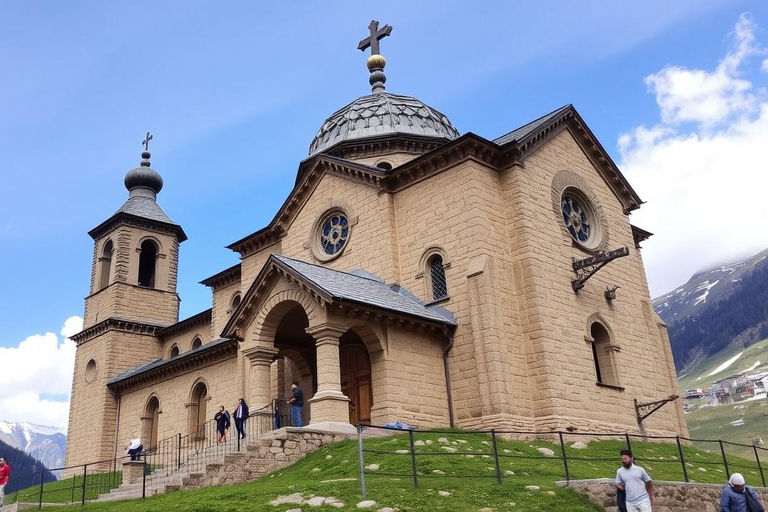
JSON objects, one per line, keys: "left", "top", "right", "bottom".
{"left": 189, "top": 381, "right": 208, "bottom": 439}
{"left": 142, "top": 396, "right": 160, "bottom": 450}
{"left": 340, "top": 330, "right": 373, "bottom": 425}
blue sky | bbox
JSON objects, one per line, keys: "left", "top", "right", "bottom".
{"left": 2, "top": 1, "right": 768, "bottom": 427}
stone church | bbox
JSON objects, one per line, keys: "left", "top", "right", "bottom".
{"left": 64, "top": 22, "right": 688, "bottom": 471}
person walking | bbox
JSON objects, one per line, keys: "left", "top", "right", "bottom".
{"left": 0, "top": 457, "right": 10, "bottom": 508}
{"left": 615, "top": 449, "right": 654, "bottom": 512}
{"left": 289, "top": 381, "right": 303, "bottom": 427}
{"left": 124, "top": 434, "right": 143, "bottom": 461}
{"left": 234, "top": 398, "right": 249, "bottom": 440}
{"left": 214, "top": 405, "right": 230, "bottom": 444}
{"left": 720, "top": 472, "right": 765, "bottom": 512}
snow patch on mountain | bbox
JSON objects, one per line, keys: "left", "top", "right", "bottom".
{"left": 708, "top": 351, "right": 744, "bottom": 376}
{"left": 0, "top": 421, "right": 67, "bottom": 478}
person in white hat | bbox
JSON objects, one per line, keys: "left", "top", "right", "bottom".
{"left": 720, "top": 472, "right": 765, "bottom": 512}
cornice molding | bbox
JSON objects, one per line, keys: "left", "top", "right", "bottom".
{"left": 200, "top": 263, "right": 242, "bottom": 289}
{"left": 89, "top": 212, "right": 187, "bottom": 243}
{"left": 71, "top": 317, "right": 167, "bottom": 345}
{"left": 108, "top": 339, "right": 238, "bottom": 393}
{"left": 156, "top": 309, "right": 212, "bottom": 339}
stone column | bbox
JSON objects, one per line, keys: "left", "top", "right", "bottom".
{"left": 243, "top": 346, "right": 279, "bottom": 410}
{"left": 305, "top": 324, "right": 352, "bottom": 430}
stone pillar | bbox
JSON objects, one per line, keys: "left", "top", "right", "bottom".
{"left": 122, "top": 460, "right": 145, "bottom": 484}
{"left": 243, "top": 346, "right": 279, "bottom": 410}
{"left": 305, "top": 324, "right": 352, "bottom": 430}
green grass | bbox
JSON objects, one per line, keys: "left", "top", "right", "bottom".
{"left": 7, "top": 470, "right": 123, "bottom": 504}
{"left": 686, "top": 399, "right": 768, "bottom": 459}
{"left": 678, "top": 337, "right": 768, "bottom": 392}
{"left": 22, "top": 430, "right": 768, "bottom": 511}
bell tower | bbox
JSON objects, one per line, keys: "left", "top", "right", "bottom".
{"left": 64, "top": 137, "right": 187, "bottom": 473}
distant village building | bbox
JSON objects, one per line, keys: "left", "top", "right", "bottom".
{"left": 63, "top": 21, "right": 688, "bottom": 473}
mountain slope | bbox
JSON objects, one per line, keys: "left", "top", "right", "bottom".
{"left": 655, "top": 248, "right": 768, "bottom": 372}
{"left": 0, "top": 422, "right": 67, "bottom": 476}
{"left": 0, "top": 438, "right": 57, "bottom": 494}
{"left": 653, "top": 247, "right": 768, "bottom": 326}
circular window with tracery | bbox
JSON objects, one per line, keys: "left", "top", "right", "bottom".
{"left": 561, "top": 190, "right": 600, "bottom": 250}
{"left": 313, "top": 210, "right": 350, "bottom": 261}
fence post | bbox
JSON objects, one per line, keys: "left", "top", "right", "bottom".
{"left": 357, "top": 425, "right": 367, "bottom": 499}
{"left": 38, "top": 462, "right": 44, "bottom": 510}
{"left": 71, "top": 467, "right": 76, "bottom": 503}
{"left": 81, "top": 464, "right": 87, "bottom": 505}
{"left": 178, "top": 433, "right": 182, "bottom": 470}
{"left": 491, "top": 430, "right": 502, "bottom": 484}
{"left": 719, "top": 440, "right": 730, "bottom": 479}
{"left": 558, "top": 432, "right": 570, "bottom": 483}
{"left": 675, "top": 436, "right": 689, "bottom": 483}
{"left": 142, "top": 459, "right": 147, "bottom": 499}
{"left": 408, "top": 429, "right": 418, "bottom": 488}
{"left": 624, "top": 434, "right": 632, "bottom": 455}
{"left": 754, "top": 445, "right": 766, "bottom": 488}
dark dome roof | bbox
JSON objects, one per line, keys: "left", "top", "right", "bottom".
{"left": 124, "top": 166, "right": 163, "bottom": 194}
{"left": 309, "top": 92, "right": 459, "bottom": 156}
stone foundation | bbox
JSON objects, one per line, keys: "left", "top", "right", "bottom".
{"left": 561, "top": 479, "right": 768, "bottom": 512}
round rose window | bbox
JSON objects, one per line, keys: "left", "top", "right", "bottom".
{"left": 561, "top": 193, "right": 593, "bottom": 246}
{"left": 319, "top": 212, "right": 349, "bottom": 256}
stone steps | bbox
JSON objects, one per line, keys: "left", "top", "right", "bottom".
{"left": 94, "top": 427, "right": 353, "bottom": 502}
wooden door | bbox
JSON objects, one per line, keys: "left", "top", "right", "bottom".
{"left": 340, "top": 344, "right": 373, "bottom": 425}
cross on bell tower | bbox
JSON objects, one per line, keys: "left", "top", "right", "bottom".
{"left": 358, "top": 20, "right": 392, "bottom": 94}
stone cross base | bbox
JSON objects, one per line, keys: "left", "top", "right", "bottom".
{"left": 122, "top": 460, "right": 146, "bottom": 484}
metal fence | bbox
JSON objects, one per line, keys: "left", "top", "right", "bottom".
{"left": 5, "top": 400, "right": 292, "bottom": 508}
{"left": 355, "top": 425, "right": 768, "bottom": 498}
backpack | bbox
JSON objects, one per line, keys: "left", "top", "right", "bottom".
{"left": 746, "top": 487, "right": 765, "bottom": 512}
{"left": 224, "top": 410, "right": 231, "bottom": 429}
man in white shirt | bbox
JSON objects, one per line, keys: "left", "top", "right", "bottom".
{"left": 125, "top": 435, "right": 143, "bottom": 461}
{"left": 615, "top": 449, "right": 654, "bottom": 512}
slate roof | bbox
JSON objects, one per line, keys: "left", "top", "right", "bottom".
{"left": 114, "top": 195, "right": 175, "bottom": 225}
{"left": 309, "top": 92, "right": 460, "bottom": 156}
{"left": 108, "top": 337, "right": 235, "bottom": 386}
{"left": 273, "top": 255, "right": 456, "bottom": 326}
{"left": 493, "top": 104, "right": 571, "bottom": 146}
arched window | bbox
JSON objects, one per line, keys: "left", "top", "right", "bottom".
{"left": 428, "top": 254, "right": 448, "bottom": 302}
{"left": 590, "top": 322, "right": 620, "bottom": 387}
{"left": 98, "top": 240, "right": 113, "bottom": 290}
{"left": 191, "top": 337, "right": 202, "bottom": 350}
{"left": 169, "top": 345, "right": 180, "bottom": 358}
{"left": 138, "top": 240, "right": 158, "bottom": 288}
{"left": 231, "top": 293, "right": 242, "bottom": 311}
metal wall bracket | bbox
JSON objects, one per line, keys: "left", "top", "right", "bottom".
{"left": 571, "top": 247, "right": 629, "bottom": 292}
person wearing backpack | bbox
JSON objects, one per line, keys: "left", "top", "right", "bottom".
{"left": 720, "top": 473, "right": 765, "bottom": 512}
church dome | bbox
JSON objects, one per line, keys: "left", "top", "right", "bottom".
{"left": 309, "top": 92, "right": 460, "bottom": 156}
{"left": 124, "top": 151, "right": 163, "bottom": 194}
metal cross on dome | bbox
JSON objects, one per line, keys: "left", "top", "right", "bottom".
{"left": 358, "top": 20, "right": 392, "bottom": 56}
{"left": 142, "top": 132, "right": 153, "bottom": 151}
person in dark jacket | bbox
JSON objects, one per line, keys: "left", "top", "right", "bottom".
{"left": 214, "top": 405, "right": 230, "bottom": 444}
{"left": 720, "top": 473, "right": 765, "bottom": 512}
{"left": 233, "top": 398, "right": 249, "bottom": 440}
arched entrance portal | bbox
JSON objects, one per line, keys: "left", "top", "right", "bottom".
{"left": 340, "top": 331, "right": 373, "bottom": 425}
{"left": 189, "top": 382, "right": 208, "bottom": 439}
{"left": 142, "top": 396, "right": 160, "bottom": 450}
{"left": 272, "top": 303, "right": 317, "bottom": 426}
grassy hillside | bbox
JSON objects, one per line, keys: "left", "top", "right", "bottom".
{"left": 17, "top": 431, "right": 767, "bottom": 512}
{"left": 678, "top": 337, "right": 768, "bottom": 392}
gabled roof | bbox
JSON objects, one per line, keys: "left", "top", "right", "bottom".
{"left": 225, "top": 104, "right": 643, "bottom": 256}
{"left": 108, "top": 337, "right": 236, "bottom": 388}
{"left": 493, "top": 104, "right": 572, "bottom": 146}
{"left": 273, "top": 255, "right": 456, "bottom": 326}
{"left": 222, "top": 254, "right": 456, "bottom": 339}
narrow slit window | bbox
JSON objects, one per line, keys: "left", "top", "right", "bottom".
{"left": 429, "top": 255, "right": 448, "bottom": 301}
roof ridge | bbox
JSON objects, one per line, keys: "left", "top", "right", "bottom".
{"left": 492, "top": 104, "right": 572, "bottom": 145}
{"left": 273, "top": 254, "right": 387, "bottom": 284}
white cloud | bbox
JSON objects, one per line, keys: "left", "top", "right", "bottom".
{"left": 0, "top": 316, "right": 82, "bottom": 430}
{"left": 620, "top": 14, "right": 768, "bottom": 297}
{"left": 643, "top": 14, "right": 764, "bottom": 128}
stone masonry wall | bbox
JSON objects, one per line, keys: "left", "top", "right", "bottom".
{"left": 211, "top": 281, "right": 239, "bottom": 340}
{"left": 503, "top": 129, "right": 687, "bottom": 436}
{"left": 116, "top": 356, "right": 239, "bottom": 448}
{"left": 179, "top": 428, "right": 352, "bottom": 491}
{"left": 564, "top": 479, "right": 768, "bottom": 512}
